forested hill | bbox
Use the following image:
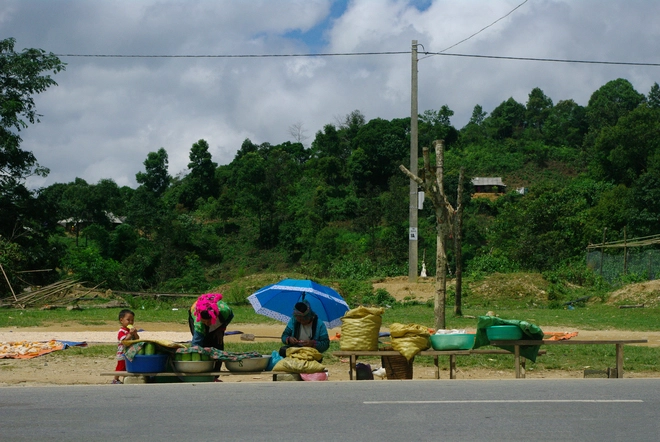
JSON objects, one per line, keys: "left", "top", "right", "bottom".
{"left": 4, "top": 77, "right": 660, "bottom": 295}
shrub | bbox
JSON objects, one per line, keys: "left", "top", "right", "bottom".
{"left": 467, "top": 254, "right": 519, "bottom": 276}
{"left": 60, "top": 246, "right": 121, "bottom": 288}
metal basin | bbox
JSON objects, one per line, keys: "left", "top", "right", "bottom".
{"left": 225, "top": 355, "right": 271, "bottom": 372}
{"left": 173, "top": 360, "right": 215, "bottom": 373}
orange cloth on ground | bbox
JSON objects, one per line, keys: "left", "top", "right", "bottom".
{"left": 0, "top": 340, "right": 65, "bottom": 359}
{"left": 543, "top": 332, "right": 578, "bottom": 341}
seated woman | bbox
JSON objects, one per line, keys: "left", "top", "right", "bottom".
{"left": 279, "top": 300, "right": 330, "bottom": 357}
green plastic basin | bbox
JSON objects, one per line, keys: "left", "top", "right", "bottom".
{"left": 486, "top": 325, "right": 523, "bottom": 341}
{"left": 429, "top": 333, "right": 475, "bottom": 350}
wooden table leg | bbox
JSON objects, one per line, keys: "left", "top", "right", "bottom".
{"left": 616, "top": 343, "right": 624, "bottom": 378}
{"left": 349, "top": 355, "right": 356, "bottom": 380}
{"left": 514, "top": 345, "right": 521, "bottom": 378}
{"left": 434, "top": 356, "right": 439, "bottom": 379}
{"left": 521, "top": 357, "right": 526, "bottom": 378}
{"left": 450, "top": 355, "right": 456, "bottom": 380}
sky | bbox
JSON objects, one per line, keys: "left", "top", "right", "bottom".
{"left": 3, "top": 0, "right": 659, "bottom": 189}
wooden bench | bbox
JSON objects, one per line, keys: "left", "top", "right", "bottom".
{"left": 101, "top": 370, "right": 276, "bottom": 380}
{"left": 332, "top": 349, "right": 546, "bottom": 380}
{"left": 489, "top": 339, "right": 648, "bottom": 379}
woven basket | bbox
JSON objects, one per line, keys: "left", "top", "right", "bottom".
{"left": 381, "top": 348, "right": 414, "bottom": 379}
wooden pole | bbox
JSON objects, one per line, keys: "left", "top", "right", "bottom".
{"left": 0, "top": 263, "right": 22, "bottom": 307}
{"left": 600, "top": 227, "right": 606, "bottom": 277}
{"left": 623, "top": 226, "right": 628, "bottom": 275}
{"left": 453, "top": 167, "right": 465, "bottom": 316}
{"left": 399, "top": 139, "right": 455, "bottom": 329}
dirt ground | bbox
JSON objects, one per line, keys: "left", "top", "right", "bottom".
{"left": 1, "top": 275, "right": 659, "bottom": 386}
{"left": 1, "top": 322, "right": 658, "bottom": 387}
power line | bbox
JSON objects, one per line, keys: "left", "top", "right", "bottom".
{"left": 55, "top": 1, "right": 531, "bottom": 61}
{"left": 438, "top": 0, "right": 529, "bottom": 53}
{"left": 54, "top": 51, "right": 409, "bottom": 58}
{"left": 54, "top": 50, "right": 660, "bottom": 67}
{"left": 428, "top": 52, "right": 660, "bottom": 67}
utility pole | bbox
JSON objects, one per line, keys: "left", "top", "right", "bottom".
{"left": 409, "top": 40, "right": 419, "bottom": 282}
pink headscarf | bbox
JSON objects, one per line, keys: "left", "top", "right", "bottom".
{"left": 194, "top": 293, "right": 223, "bottom": 324}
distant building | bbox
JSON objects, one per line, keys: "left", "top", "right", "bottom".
{"left": 471, "top": 177, "right": 506, "bottom": 193}
{"left": 58, "top": 212, "right": 126, "bottom": 231}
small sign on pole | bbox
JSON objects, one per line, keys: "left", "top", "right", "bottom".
{"left": 409, "top": 227, "right": 418, "bottom": 240}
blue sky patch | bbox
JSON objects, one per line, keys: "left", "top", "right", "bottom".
{"left": 284, "top": 0, "right": 349, "bottom": 52}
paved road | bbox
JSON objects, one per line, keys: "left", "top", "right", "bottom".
{"left": 2, "top": 379, "right": 658, "bottom": 441}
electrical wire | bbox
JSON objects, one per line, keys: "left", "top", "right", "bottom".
{"left": 54, "top": 51, "right": 409, "bottom": 58}
{"left": 427, "top": 52, "right": 660, "bottom": 67}
{"left": 437, "top": 0, "right": 529, "bottom": 53}
{"left": 53, "top": 50, "right": 660, "bottom": 67}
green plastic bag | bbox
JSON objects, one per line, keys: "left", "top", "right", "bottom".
{"left": 473, "top": 316, "right": 544, "bottom": 362}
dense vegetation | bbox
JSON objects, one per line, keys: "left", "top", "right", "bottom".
{"left": 2, "top": 37, "right": 660, "bottom": 298}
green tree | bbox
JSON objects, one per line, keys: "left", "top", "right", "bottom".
{"left": 178, "top": 139, "right": 218, "bottom": 209}
{"left": 525, "top": 87, "right": 553, "bottom": 135}
{"left": 543, "top": 99, "right": 587, "bottom": 148}
{"left": 338, "top": 109, "right": 366, "bottom": 143}
{"left": 485, "top": 98, "right": 526, "bottom": 139}
{"left": 310, "top": 124, "right": 347, "bottom": 161}
{"left": 348, "top": 117, "right": 409, "bottom": 194}
{"left": 469, "top": 104, "right": 487, "bottom": 126}
{"left": 136, "top": 148, "right": 170, "bottom": 196}
{"left": 0, "top": 38, "right": 65, "bottom": 292}
{"left": 629, "top": 172, "right": 660, "bottom": 236}
{"left": 1, "top": 38, "right": 65, "bottom": 188}
{"left": 647, "top": 82, "right": 660, "bottom": 109}
{"left": 419, "top": 105, "right": 458, "bottom": 149}
{"left": 585, "top": 78, "right": 644, "bottom": 148}
{"left": 58, "top": 178, "right": 122, "bottom": 246}
{"left": 590, "top": 105, "right": 660, "bottom": 185}
{"left": 489, "top": 178, "right": 607, "bottom": 271}
{"left": 460, "top": 104, "right": 488, "bottom": 143}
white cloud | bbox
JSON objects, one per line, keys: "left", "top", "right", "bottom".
{"left": 5, "top": 0, "right": 659, "bottom": 189}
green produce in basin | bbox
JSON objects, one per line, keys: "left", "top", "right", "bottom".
{"left": 181, "top": 352, "right": 192, "bottom": 361}
{"left": 137, "top": 347, "right": 145, "bottom": 355}
{"left": 201, "top": 354, "right": 210, "bottom": 361}
{"left": 191, "top": 352, "right": 201, "bottom": 361}
{"left": 144, "top": 343, "right": 156, "bottom": 355}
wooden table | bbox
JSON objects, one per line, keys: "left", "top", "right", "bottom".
{"left": 332, "top": 349, "right": 545, "bottom": 380}
{"left": 489, "top": 339, "right": 648, "bottom": 378}
{"left": 101, "top": 370, "right": 275, "bottom": 380}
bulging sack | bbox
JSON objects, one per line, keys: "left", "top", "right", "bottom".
{"left": 390, "top": 322, "right": 430, "bottom": 360}
{"left": 340, "top": 306, "right": 385, "bottom": 351}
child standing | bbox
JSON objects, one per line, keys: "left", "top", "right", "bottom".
{"left": 113, "top": 309, "right": 139, "bottom": 384}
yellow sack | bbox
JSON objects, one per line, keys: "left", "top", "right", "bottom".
{"left": 124, "top": 339, "right": 186, "bottom": 349}
{"left": 286, "top": 347, "right": 323, "bottom": 362}
{"left": 389, "top": 322, "right": 430, "bottom": 360}
{"left": 340, "top": 306, "right": 385, "bottom": 351}
{"left": 273, "top": 357, "right": 326, "bottom": 373}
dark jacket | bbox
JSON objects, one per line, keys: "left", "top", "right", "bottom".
{"left": 280, "top": 314, "right": 330, "bottom": 353}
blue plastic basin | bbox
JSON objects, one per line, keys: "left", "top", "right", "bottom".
{"left": 126, "top": 354, "right": 168, "bottom": 373}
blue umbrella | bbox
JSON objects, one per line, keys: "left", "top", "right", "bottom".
{"left": 247, "top": 279, "right": 350, "bottom": 329}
